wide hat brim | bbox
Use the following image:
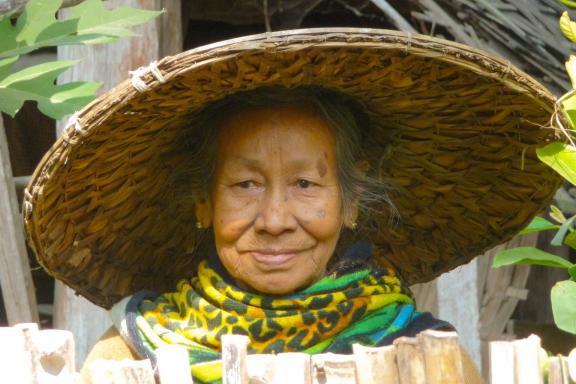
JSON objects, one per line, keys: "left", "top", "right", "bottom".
{"left": 24, "top": 28, "right": 561, "bottom": 308}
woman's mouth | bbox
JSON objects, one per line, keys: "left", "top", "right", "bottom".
{"left": 249, "top": 250, "right": 301, "bottom": 267}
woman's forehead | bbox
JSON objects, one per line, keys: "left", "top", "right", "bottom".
{"left": 215, "top": 106, "right": 337, "bottom": 170}
{"left": 217, "top": 106, "right": 336, "bottom": 151}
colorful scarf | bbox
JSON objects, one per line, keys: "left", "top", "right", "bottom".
{"left": 116, "top": 257, "right": 423, "bottom": 383}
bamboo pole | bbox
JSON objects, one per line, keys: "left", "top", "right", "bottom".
{"left": 513, "top": 335, "right": 543, "bottom": 384}
{"left": 394, "top": 337, "right": 426, "bottom": 384}
{"left": 221, "top": 334, "right": 250, "bottom": 384}
{"left": 353, "top": 344, "right": 399, "bottom": 384}
{"left": 156, "top": 344, "right": 193, "bottom": 384}
{"left": 418, "top": 330, "right": 465, "bottom": 384}
{"left": 273, "top": 353, "right": 311, "bottom": 384}
{"left": 0, "top": 326, "right": 33, "bottom": 383}
{"left": 312, "top": 354, "right": 356, "bottom": 384}
{"left": 246, "top": 354, "right": 275, "bottom": 383}
{"left": 568, "top": 349, "right": 576, "bottom": 382}
{"left": 489, "top": 341, "right": 515, "bottom": 384}
{"left": 89, "top": 359, "right": 155, "bottom": 384}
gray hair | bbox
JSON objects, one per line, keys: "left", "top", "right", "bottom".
{"left": 177, "top": 86, "right": 397, "bottom": 257}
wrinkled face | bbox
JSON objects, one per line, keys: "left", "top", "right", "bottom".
{"left": 196, "top": 105, "right": 346, "bottom": 294}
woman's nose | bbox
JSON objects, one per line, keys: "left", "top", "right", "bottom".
{"left": 254, "top": 188, "right": 297, "bottom": 235}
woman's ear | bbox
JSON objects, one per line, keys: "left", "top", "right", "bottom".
{"left": 344, "top": 203, "right": 359, "bottom": 230}
{"left": 343, "top": 159, "right": 369, "bottom": 229}
{"left": 194, "top": 197, "right": 213, "bottom": 228}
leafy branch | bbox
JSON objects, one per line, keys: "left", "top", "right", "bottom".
{"left": 493, "top": 5, "right": 576, "bottom": 336}
{"left": 0, "top": 0, "right": 161, "bottom": 119}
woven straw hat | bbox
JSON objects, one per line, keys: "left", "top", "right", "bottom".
{"left": 24, "top": 28, "right": 560, "bottom": 308}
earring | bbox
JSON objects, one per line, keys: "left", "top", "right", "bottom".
{"left": 351, "top": 222, "right": 358, "bottom": 231}
{"left": 195, "top": 221, "right": 203, "bottom": 229}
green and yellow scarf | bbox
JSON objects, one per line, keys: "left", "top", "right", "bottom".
{"left": 115, "top": 258, "right": 421, "bottom": 383}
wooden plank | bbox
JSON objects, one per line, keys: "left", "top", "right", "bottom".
{"left": 54, "top": 0, "right": 182, "bottom": 366}
{"left": 0, "top": 116, "right": 38, "bottom": 325}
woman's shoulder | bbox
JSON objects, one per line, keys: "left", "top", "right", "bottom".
{"left": 80, "top": 326, "right": 139, "bottom": 383}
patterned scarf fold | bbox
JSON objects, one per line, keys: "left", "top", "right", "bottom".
{"left": 128, "top": 258, "right": 419, "bottom": 383}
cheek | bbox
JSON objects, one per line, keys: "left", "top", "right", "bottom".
{"left": 211, "top": 190, "right": 258, "bottom": 242}
{"left": 293, "top": 194, "right": 343, "bottom": 237}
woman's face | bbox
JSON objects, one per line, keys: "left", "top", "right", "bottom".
{"left": 197, "top": 105, "right": 346, "bottom": 294}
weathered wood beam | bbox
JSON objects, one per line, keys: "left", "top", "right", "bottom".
{"left": 0, "top": 115, "right": 38, "bottom": 325}
{"left": 54, "top": 0, "right": 182, "bottom": 366}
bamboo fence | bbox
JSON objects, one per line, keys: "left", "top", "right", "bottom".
{"left": 1, "top": 324, "right": 575, "bottom": 383}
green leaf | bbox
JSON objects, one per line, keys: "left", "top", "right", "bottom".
{"left": 0, "top": 60, "right": 101, "bottom": 118}
{"left": 551, "top": 280, "right": 576, "bottom": 334}
{"left": 560, "top": 11, "right": 576, "bottom": 43}
{"left": 0, "top": 56, "right": 18, "bottom": 80}
{"left": 564, "top": 232, "right": 576, "bottom": 250}
{"left": 569, "top": 266, "right": 576, "bottom": 280}
{"left": 550, "top": 205, "right": 568, "bottom": 224}
{"left": 493, "top": 247, "right": 574, "bottom": 269}
{"left": 65, "top": 0, "right": 161, "bottom": 41}
{"left": 566, "top": 56, "right": 576, "bottom": 90}
{"left": 519, "top": 216, "right": 560, "bottom": 234}
{"left": 15, "top": 0, "right": 64, "bottom": 45}
{"left": 552, "top": 214, "right": 576, "bottom": 246}
{"left": 560, "top": 0, "right": 576, "bottom": 8}
{"left": 0, "top": 0, "right": 162, "bottom": 58}
{"left": 537, "top": 142, "right": 576, "bottom": 186}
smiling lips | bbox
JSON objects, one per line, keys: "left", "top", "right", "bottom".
{"left": 249, "top": 249, "right": 304, "bottom": 267}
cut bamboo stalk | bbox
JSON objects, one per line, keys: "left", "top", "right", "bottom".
{"left": 394, "top": 337, "right": 426, "bottom": 384}
{"left": 312, "top": 353, "right": 356, "bottom": 384}
{"left": 418, "top": 330, "right": 465, "bottom": 384}
{"left": 547, "top": 357, "right": 566, "bottom": 384}
{"left": 0, "top": 326, "right": 34, "bottom": 383}
{"left": 246, "top": 354, "right": 275, "bottom": 383}
{"left": 568, "top": 349, "right": 576, "bottom": 382}
{"left": 221, "top": 334, "right": 250, "bottom": 384}
{"left": 156, "top": 344, "right": 193, "bottom": 384}
{"left": 273, "top": 352, "right": 311, "bottom": 384}
{"left": 89, "top": 359, "right": 155, "bottom": 384}
{"left": 13, "top": 322, "right": 41, "bottom": 383}
{"left": 489, "top": 340, "right": 515, "bottom": 384}
{"left": 353, "top": 343, "right": 399, "bottom": 384}
{"left": 512, "top": 335, "right": 543, "bottom": 384}
{"left": 35, "top": 329, "right": 76, "bottom": 383}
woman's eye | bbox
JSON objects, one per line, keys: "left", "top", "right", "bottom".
{"left": 297, "top": 179, "right": 312, "bottom": 188}
{"left": 237, "top": 180, "right": 254, "bottom": 189}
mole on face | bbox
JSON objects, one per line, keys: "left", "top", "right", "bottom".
{"left": 316, "top": 158, "right": 327, "bottom": 178}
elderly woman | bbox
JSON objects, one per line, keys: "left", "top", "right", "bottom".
{"left": 24, "top": 29, "right": 559, "bottom": 383}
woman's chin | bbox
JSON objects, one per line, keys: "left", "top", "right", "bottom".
{"left": 235, "top": 272, "right": 313, "bottom": 296}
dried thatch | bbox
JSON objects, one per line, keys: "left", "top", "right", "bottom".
{"left": 183, "top": 0, "right": 573, "bottom": 94}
